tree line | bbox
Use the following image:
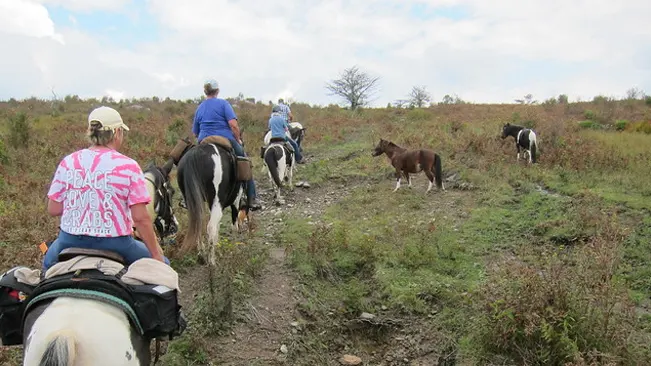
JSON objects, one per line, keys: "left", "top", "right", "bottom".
{"left": 324, "top": 65, "right": 648, "bottom": 110}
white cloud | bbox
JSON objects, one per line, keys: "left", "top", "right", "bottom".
{"left": 0, "top": 0, "right": 649, "bottom": 105}
{"left": 105, "top": 89, "right": 125, "bottom": 100}
{"left": 0, "top": 0, "right": 64, "bottom": 44}
{"left": 33, "top": 0, "right": 132, "bottom": 12}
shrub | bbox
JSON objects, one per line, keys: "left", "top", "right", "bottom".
{"left": 583, "top": 110, "right": 596, "bottom": 120}
{"left": 0, "top": 138, "right": 8, "bottom": 164}
{"left": 634, "top": 121, "right": 651, "bottom": 134}
{"left": 578, "top": 120, "right": 600, "bottom": 129}
{"left": 7, "top": 112, "right": 30, "bottom": 148}
{"left": 558, "top": 94, "right": 569, "bottom": 104}
{"left": 614, "top": 119, "right": 628, "bottom": 131}
{"left": 407, "top": 108, "right": 430, "bottom": 121}
{"left": 470, "top": 216, "right": 650, "bottom": 365}
{"left": 166, "top": 118, "right": 187, "bottom": 146}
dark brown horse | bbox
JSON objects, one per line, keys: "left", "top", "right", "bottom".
{"left": 372, "top": 139, "right": 445, "bottom": 193}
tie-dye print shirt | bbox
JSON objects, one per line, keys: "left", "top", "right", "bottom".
{"left": 47, "top": 147, "right": 152, "bottom": 237}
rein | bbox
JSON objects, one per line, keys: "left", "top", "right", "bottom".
{"left": 143, "top": 167, "right": 174, "bottom": 239}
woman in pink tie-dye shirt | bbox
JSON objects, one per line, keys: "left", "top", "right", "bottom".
{"left": 43, "top": 106, "right": 168, "bottom": 272}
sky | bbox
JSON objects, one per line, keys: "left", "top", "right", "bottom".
{"left": 0, "top": 0, "right": 650, "bottom": 106}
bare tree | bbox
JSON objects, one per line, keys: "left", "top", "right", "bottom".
{"left": 515, "top": 93, "right": 537, "bottom": 105}
{"left": 626, "top": 87, "right": 644, "bottom": 100}
{"left": 325, "top": 65, "right": 380, "bottom": 110}
{"left": 393, "top": 99, "right": 409, "bottom": 108}
{"left": 407, "top": 85, "right": 431, "bottom": 108}
{"left": 440, "top": 94, "right": 465, "bottom": 105}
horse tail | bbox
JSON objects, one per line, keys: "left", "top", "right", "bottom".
{"left": 39, "top": 331, "right": 77, "bottom": 366}
{"left": 264, "top": 146, "right": 283, "bottom": 188}
{"left": 180, "top": 149, "right": 207, "bottom": 254}
{"left": 530, "top": 131, "right": 538, "bottom": 164}
{"left": 434, "top": 154, "right": 443, "bottom": 189}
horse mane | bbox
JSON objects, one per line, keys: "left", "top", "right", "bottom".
{"left": 383, "top": 140, "right": 402, "bottom": 149}
{"left": 505, "top": 123, "right": 525, "bottom": 131}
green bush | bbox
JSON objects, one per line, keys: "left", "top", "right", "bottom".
{"left": 0, "top": 138, "right": 8, "bottom": 164}
{"left": 615, "top": 119, "right": 629, "bottom": 131}
{"left": 166, "top": 118, "right": 187, "bottom": 146}
{"left": 583, "top": 110, "right": 596, "bottom": 120}
{"left": 557, "top": 94, "right": 569, "bottom": 104}
{"left": 407, "top": 108, "right": 430, "bottom": 121}
{"left": 7, "top": 112, "right": 30, "bottom": 148}
{"left": 578, "top": 120, "right": 600, "bottom": 129}
{"left": 469, "top": 218, "right": 650, "bottom": 365}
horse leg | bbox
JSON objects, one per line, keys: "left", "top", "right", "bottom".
{"left": 277, "top": 182, "right": 284, "bottom": 204}
{"left": 516, "top": 144, "right": 521, "bottom": 161}
{"left": 393, "top": 169, "right": 402, "bottom": 192}
{"left": 230, "top": 204, "right": 239, "bottom": 233}
{"left": 424, "top": 169, "right": 435, "bottom": 193}
{"left": 207, "top": 201, "right": 223, "bottom": 267}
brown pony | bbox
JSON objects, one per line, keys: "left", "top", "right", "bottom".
{"left": 372, "top": 139, "right": 445, "bottom": 193}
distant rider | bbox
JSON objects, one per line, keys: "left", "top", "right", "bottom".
{"left": 192, "top": 79, "right": 262, "bottom": 210}
{"left": 269, "top": 105, "right": 305, "bottom": 164}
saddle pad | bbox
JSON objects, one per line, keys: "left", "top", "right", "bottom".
{"left": 27, "top": 288, "right": 144, "bottom": 335}
{"left": 200, "top": 135, "right": 232, "bottom": 149}
{"left": 121, "top": 258, "right": 181, "bottom": 292}
{"left": 13, "top": 267, "right": 41, "bottom": 286}
{"left": 45, "top": 256, "right": 126, "bottom": 280}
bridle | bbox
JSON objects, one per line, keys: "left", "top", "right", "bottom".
{"left": 143, "top": 166, "right": 178, "bottom": 239}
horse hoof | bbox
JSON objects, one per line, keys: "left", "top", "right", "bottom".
{"left": 197, "top": 254, "right": 206, "bottom": 265}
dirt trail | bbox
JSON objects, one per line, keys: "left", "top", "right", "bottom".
{"left": 210, "top": 178, "right": 352, "bottom": 365}
{"left": 172, "top": 159, "right": 355, "bottom": 365}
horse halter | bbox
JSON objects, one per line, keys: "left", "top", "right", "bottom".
{"left": 145, "top": 167, "right": 178, "bottom": 239}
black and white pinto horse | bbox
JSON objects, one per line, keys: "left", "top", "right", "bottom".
{"left": 22, "top": 296, "right": 152, "bottom": 365}
{"left": 262, "top": 138, "right": 295, "bottom": 205}
{"left": 263, "top": 122, "right": 306, "bottom": 152}
{"left": 501, "top": 123, "right": 539, "bottom": 164}
{"left": 176, "top": 138, "right": 248, "bottom": 266}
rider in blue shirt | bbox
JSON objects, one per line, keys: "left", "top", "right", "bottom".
{"left": 193, "top": 79, "right": 262, "bottom": 210}
{"left": 269, "top": 105, "right": 304, "bottom": 163}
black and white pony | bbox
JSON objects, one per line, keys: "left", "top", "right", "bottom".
{"left": 262, "top": 138, "right": 295, "bottom": 205}
{"left": 176, "top": 137, "right": 249, "bottom": 266}
{"left": 501, "top": 123, "right": 539, "bottom": 164}
{"left": 22, "top": 296, "right": 152, "bottom": 365}
{"left": 263, "top": 122, "right": 306, "bottom": 152}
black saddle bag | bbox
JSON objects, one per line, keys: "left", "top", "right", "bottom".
{"left": 0, "top": 267, "right": 37, "bottom": 346}
{"left": 127, "top": 282, "right": 182, "bottom": 340}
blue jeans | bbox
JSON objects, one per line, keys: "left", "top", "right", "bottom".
{"left": 227, "top": 138, "right": 257, "bottom": 200}
{"left": 43, "top": 230, "right": 170, "bottom": 273}
{"left": 285, "top": 137, "right": 303, "bottom": 162}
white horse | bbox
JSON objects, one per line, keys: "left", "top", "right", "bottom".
{"left": 262, "top": 139, "right": 295, "bottom": 205}
{"left": 22, "top": 297, "right": 151, "bottom": 365}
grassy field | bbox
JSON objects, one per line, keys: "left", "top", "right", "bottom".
{"left": 1, "top": 95, "right": 651, "bottom": 365}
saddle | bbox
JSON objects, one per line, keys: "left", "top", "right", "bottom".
{"left": 0, "top": 248, "right": 186, "bottom": 346}
{"left": 260, "top": 137, "right": 294, "bottom": 161}
{"left": 199, "top": 136, "right": 253, "bottom": 182}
